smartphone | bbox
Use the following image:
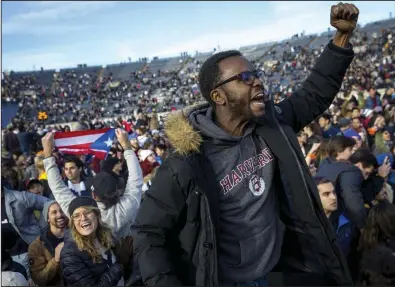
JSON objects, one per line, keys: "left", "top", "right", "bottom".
{"left": 385, "top": 156, "right": 390, "bottom": 165}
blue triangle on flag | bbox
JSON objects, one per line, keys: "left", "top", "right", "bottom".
{"left": 90, "top": 129, "right": 116, "bottom": 154}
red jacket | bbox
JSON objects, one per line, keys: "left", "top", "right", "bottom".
{"left": 140, "top": 159, "right": 159, "bottom": 177}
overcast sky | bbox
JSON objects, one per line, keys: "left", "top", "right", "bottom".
{"left": 2, "top": 1, "right": 394, "bottom": 71}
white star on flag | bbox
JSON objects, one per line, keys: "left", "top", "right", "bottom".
{"left": 104, "top": 137, "right": 113, "bottom": 147}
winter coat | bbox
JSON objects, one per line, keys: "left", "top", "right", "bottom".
{"left": 316, "top": 158, "right": 367, "bottom": 229}
{"left": 28, "top": 228, "right": 64, "bottom": 286}
{"left": 132, "top": 40, "right": 355, "bottom": 286}
{"left": 4, "top": 132, "right": 21, "bottom": 153}
{"left": 3, "top": 188, "right": 49, "bottom": 245}
{"left": 60, "top": 232, "right": 124, "bottom": 286}
{"left": 140, "top": 159, "right": 159, "bottom": 177}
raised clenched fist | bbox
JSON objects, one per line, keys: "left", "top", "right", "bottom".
{"left": 42, "top": 132, "right": 55, "bottom": 159}
{"left": 330, "top": 2, "right": 359, "bottom": 34}
{"left": 115, "top": 128, "right": 132, "bottom": 150}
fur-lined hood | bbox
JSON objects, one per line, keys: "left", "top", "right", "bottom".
{"left": 164, "top": 103, "right": 208, "bottom": 156}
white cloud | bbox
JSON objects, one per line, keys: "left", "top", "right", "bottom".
{"left": 149, "top": 1, "right": 392, "bottom": 58}
{"left": 2, "top": 1, "right": 116, "bottom": 35}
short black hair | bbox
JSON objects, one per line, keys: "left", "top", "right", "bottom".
{"left": 328, "top": 135, "right": 356, "bottom": 158}
{"left": 64, "top": 156, "right": 84, "bottom": 169}
{"left": 26, "top": 179, "right": 43, "bottom": 190}
{"left": 198, "top": 50, "right": 242, "bottom": 106}
{"left": 319, "top": 114, "right": 331, "bottom": 121}
{"left": 313, "top": 176, "right": 332, "bottom": 186}
{"left": 155, "top": 144, "right": 167, "bottom": 151}
{"left": 349, "top": 149, "right": 378, "bottom": 169}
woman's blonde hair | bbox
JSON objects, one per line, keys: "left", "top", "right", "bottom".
{"left": 34, "top": 154, "right": 45, "bottom": 171}
{"left": 70, "top": 207, "right": 114, "bottom": 263}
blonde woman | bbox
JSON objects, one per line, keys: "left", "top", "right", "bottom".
{"left": 60, "top": 197, "right": 133, "bottom": 286}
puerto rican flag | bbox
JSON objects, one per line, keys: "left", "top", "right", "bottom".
{"left": 54, "top": 128, "right": 115, "bottom": 160}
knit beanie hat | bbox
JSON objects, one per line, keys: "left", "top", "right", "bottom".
{"left": 68, "top": 197, "right": 98, "bottom": 216}
{"left": 139, "top": 149, "right": 155, "bottom": 162}
{"left": 90, "top": 172, "right": 117, "bottom": 199}
{"left": 101, "top": 157, "right": 120, "bottom": 174}
{"left": 42, "top": 200, "right": 57, "bottom": 224}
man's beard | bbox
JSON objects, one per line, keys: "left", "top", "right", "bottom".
{"left": 226, "top": 93, "right": 253, "bottom": 121}
{"left": 52, "top": 217, "right": 67, "bottom": 229}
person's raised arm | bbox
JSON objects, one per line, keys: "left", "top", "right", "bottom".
{"left": 107, "top": 129, "right": 143, "bottom": 235}
{"left": 277, "top": 3, "right": 358, "bottom": 132}
{"left": 42, "top": 132, "right": 76, "bottom": 218}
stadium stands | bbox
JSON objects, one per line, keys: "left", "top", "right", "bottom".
{"left": 2, "top": 16, "right": 394, "bottom": 126}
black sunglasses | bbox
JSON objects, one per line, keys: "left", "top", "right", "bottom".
{"left": 213, "top": 70, "right": 265, "bottom": 90}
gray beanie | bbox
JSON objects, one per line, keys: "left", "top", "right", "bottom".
{"left": 42, "top": 200, "right": 57, "bottom": 225}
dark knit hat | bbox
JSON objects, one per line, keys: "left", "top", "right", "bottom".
{"left": 101, "top": 157, "right": 120, "bottom": 174}
{"left": 338, "top": 118, "right": 351, "bottom": 128}
{"left": 91, "top": 172, "right": 118, "bottom": 199}
{"left": 68, "top": 196, "right": 98, "bottom": 216}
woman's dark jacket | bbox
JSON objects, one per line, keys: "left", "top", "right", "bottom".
{"left": 60, "top": 232, "right": 124, "bottom": 286}
{"left": 131, "top": 41, "right": 355, "bottom": 286}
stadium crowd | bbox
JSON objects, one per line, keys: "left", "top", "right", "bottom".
{"left": 1, "top": 7, "right": 395, "bottom": 287}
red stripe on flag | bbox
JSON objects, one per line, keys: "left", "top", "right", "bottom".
{"left": 56, "top": 143, "right": 91, "bottom": 150}
{"left": 58, "top": 149, "right": 90, "bottom": 156}
{"left": 54, "top": 128, "right": 110, "bottom": 139}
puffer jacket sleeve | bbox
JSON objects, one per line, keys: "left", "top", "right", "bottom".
{"left": 131, "top": 158, "right": 186, "bottom": 286}
{"left": 277, "top": 40, "right": 354, "bottom": 133}
{"left": 60, "top": 244, "right": 124, "bottom": 287}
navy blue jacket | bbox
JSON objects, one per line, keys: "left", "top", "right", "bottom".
{"left": 334, "top": 214, "right": 353, "bottom": 258}
{"left": 316, "top": 158, "right": 367, "bottom": 229}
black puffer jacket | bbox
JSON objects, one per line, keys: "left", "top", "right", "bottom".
{"left": 60, "top": 232, "right": 124, "bottom": 286}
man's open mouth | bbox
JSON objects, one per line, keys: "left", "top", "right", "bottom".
{"left": 251, "top": 93, "right": 265, "bottom": 104}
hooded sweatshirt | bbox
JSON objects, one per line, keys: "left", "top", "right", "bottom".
{"left": 42, "top": 200, "right": 57, "bottom": 227}
{"left": 188, "top": 107, "right": 284, "bottom": 283}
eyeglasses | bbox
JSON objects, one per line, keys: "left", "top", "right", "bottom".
{"left": 71, "top": 207, "right": 97, "bottom": 222}
{"left": 213, "top": 70, "right": 266, "bottom": 90}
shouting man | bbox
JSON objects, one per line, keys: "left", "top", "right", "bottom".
{"left": 132, "top": 3, "right": 359, "bottom": 286}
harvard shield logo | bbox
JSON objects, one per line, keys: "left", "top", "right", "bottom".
{"left": 248, "top": 175, "right": 266, "bottom": 196}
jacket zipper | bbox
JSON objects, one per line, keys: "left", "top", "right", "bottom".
{"left": 269, "top": 101, "right": 345, "bottom": 282}
{"left": 203, "top": 195, "right": 216, "bottom": 286}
